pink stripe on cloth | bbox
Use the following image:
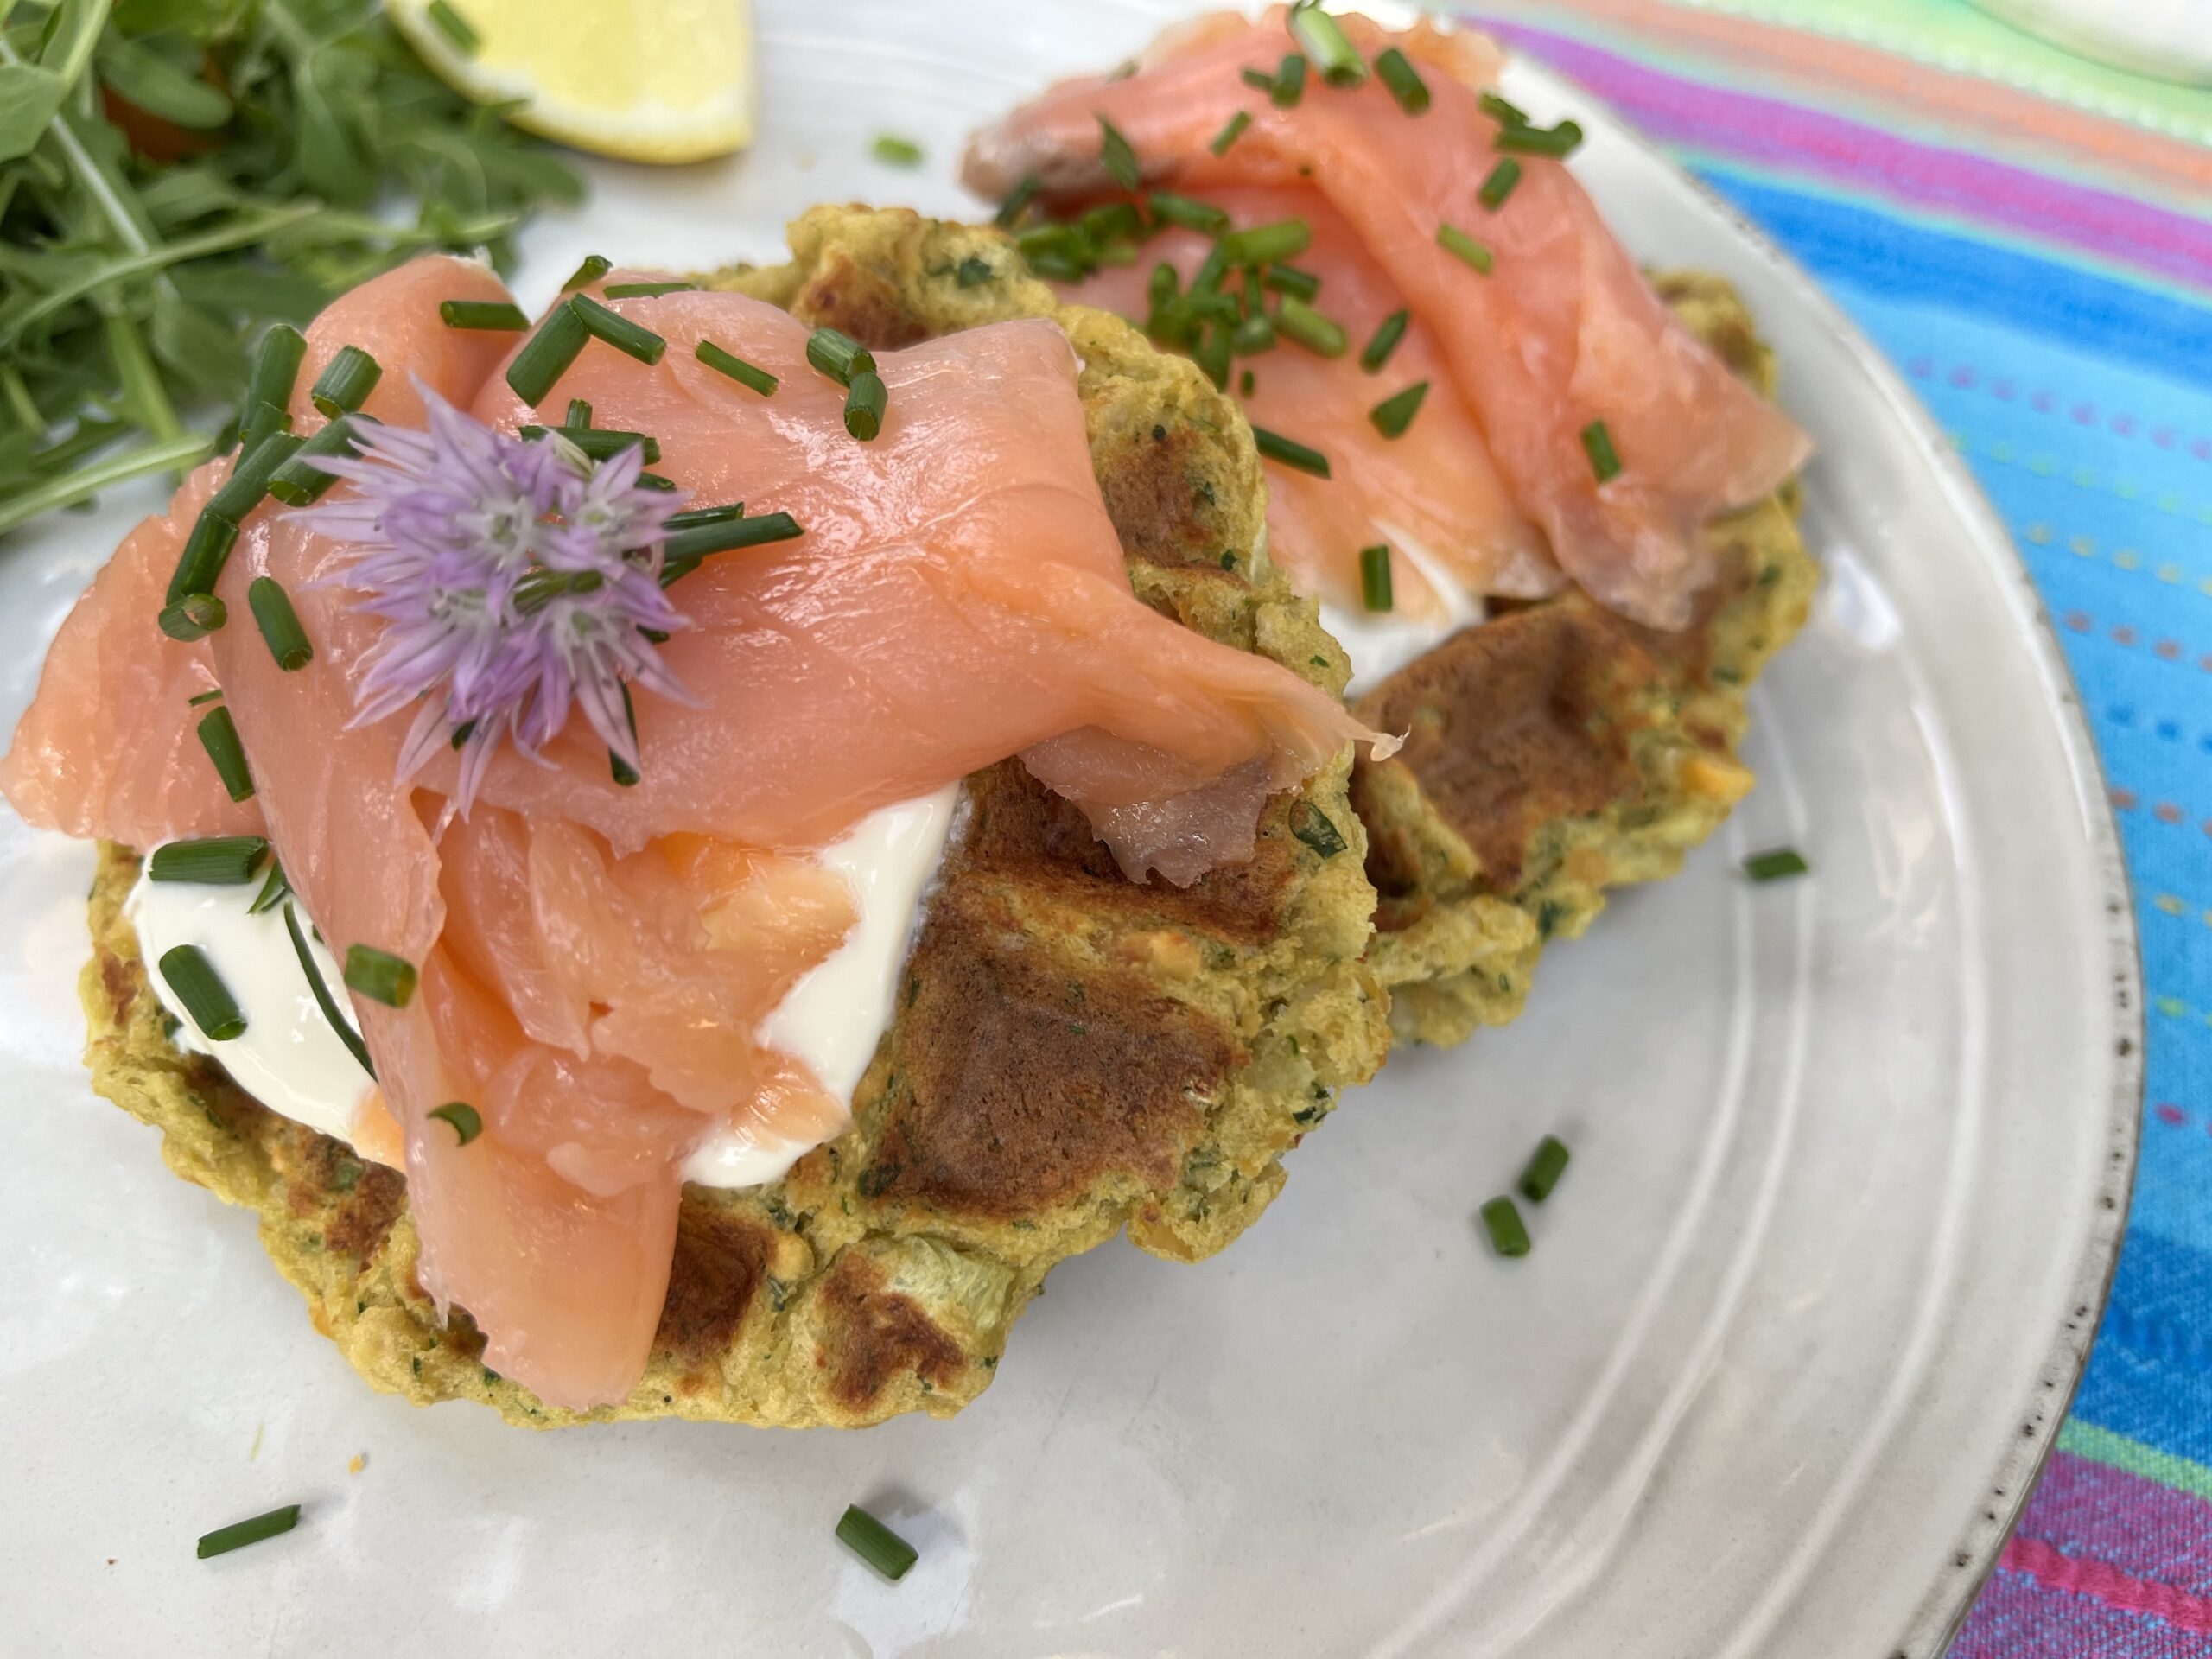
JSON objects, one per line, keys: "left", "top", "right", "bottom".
{"left": 2002, "top": 1535, "right": 2212, "bottom": 1636}
{"left": 2017, "top": 1451, "right": 2212, "bottom": 1598}
{"left": 1474, "top": 17, "right": 2212, "bottom": 294}
{"left": 1956, "top": 1563, "right": 2212, "bottom": 1657}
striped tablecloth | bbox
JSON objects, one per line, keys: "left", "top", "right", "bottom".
{"left": 1462, "top": 3, "right": 2212, "bottom": 1651}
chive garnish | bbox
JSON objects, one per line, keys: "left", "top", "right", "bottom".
{"left": 149, "top": 836, "right": 269, "bottom": 886}
{"left": 196, "top": 1504, "right": 299, "bottom": 1560}
{"left": 197, "top": 706, "right": 253, "bottom": 802}
{"left": 187, "top": 687, "right": 225, "bottom": 707}
{"left": 955, "top": 256, "right": 994, "bottom": 288}
{"left": 308, "top": 346, "right": 381, "bottom": 420}
{"left": 662, "top": 501, "right": 746, "bottom": 531}
{"left": 565, "top": 401, "right": 594, "bottom": 430}
{"left": 1287, "top": 3, "right": 1366, "bottom": 86}
{"left": 608, "top": 680, "right": 640, "bottom": 785}
{"left": 267, "top": 416, "right": 359, "bottom": 507}
{"left": 282, "top": 900, "right": 374, "bottom": 1078}
{"left": 1369, "top": 380, "right": 1428, "bottom": 440}
{"left": 658, "top": 512, "right": 803, "bottom": 586}
{"left": 1275, "top": 295, "right": 1346, "bottom": 357}
{"left": 805, "top": 327, "right": 875, "bottom": 387}
{"left": 1481, "top": 1196, "right": 1531, "bottom": 1257}
{"left": 1437, "top": 223, "right": 1493, "bottom": 274}
{"left": 238, "top": 398, "right": 291, "bottom": 455}
{"left": 871, "top": 134, "right": 925, "bottom": 168}
{"left": 1291, "top": 800, "right": 1348, "bottom": 858}
{"left": 505, "top": 302, "right": 590, "bottom": 405}
{"left": 247, "top": 576, "right": 313, "bottom": 671}
{"left": 1231, "top": 313, "right": 1276, "bottom": 356}
{"left": 1361, "top": 308, "right": 1408, "bottom": 372}
{"left": 635, "top": 472, "right": 678, "bottom": 492}
{"left": 1210, "top": 111, "right": 1252, "bottom": 156}
{"left": 1374, "top": 46, "right": 1429, "bottom": 113}
{"left": 207, "top": 432, "right": 305, "bottom": 526}
{"left": 569, "top": 295, "right": 667, "bottom": 365}
{"left": 167, "top": 508, "right": 240, "bottom": 604}
{"left": 1253, "top": 426, "right": 1330, "bottom": 478}
{"left": 562, "top": 253, "right": 613, "bottom": 292}
{"left": 836, "top": 1505, "right": 918, "bottom": 1582}
{"left": 1222, "top": 219, "right": 1312, "bottom": 267}
{"left": 1148, "top": 192, "right": 1230, "bottom": 235}
{"left": 1080, "top": 200, "right": 1145, "bottom": 246}
{"left": 429, "top": 1101, "right": 483, "bottom": 1145}
{"left": 1496, "top": 118, "right": 1584, "bottom": 159}
{"left": 1239, "top": 368, "right": 1255, "bottom": 397}
{"left": 1743, "top": 847, "right": 1809, "bottom": 882}
{"left": 601, "top": 281, "right": 695, "bottom": 299}
{"left": 993, "top": 175, "right": 1040, "bottom": 230}
{"left": 1190, "top": 241, "right": 1230, "bottom": 296}
{"left": 247, "top": 855, "right": 289, "bottom": 916}
{"left": 424, "top": 0, "right": 480, "bottom": 54}
{"left": 160, "top": 944, "right": 246, "bottom": 1041}
{"left": 1359, "top": 543, "right": 1393, "bottom": 611}
{"left": 160, "top": 592, "right": 227, "bottom": 642}
{"left": 520, "top": 423, "right": 661, "bottom": 464}
{"left": 1479, "top": 91, "right": 1530, "bottom": 127}
{"left": 1193, "top": 323, "right": 1232, "bottom": 390}
{"left": 1262, "top": 264, "right": 1320, "bottom": 301}
{"left": 1478, "top": 157, "right": 1523, "bottom": 212}
{"left": 438, "top": 299, "right": 530, "bottom": 330}
{"left": 844, "top": 370, "right": 887, "bottom": 442}
{"left": 1096, "top": 116, "right": 1141, "bottom": 190}
{"left": 1580, "top": 418, "right": 1621, "bottom": 483}
{"left": 245, "top": 325, "right": 307, "bottom": 422}
{"left": 1242, "top": 67, "right": 1278, "bottom": 94}
{"left": 1519, "top": 1134, "right": 1571, "bottom": 1203}
{"left": 696, "top": 339, "right": 778, "bottom": 397}
{"left": 1271, "top": 53, "right": 1307, "bottom": 107}
{"left": 343, "top": 944, "right": 417, "bottom": 1009}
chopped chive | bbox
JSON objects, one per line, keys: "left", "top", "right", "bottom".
{"left": 805, "top": 327, "right": 875, "bottom": 387}
{"left": 429, "top": 1101, "right": 483, "bottom": 1145}
{"left": 196, "top": 1504, "right": 299, "bottom": 1560}
{"left": 1359, "top": 543, "right": 1393, "bottom": 611}
{"left": 1274, "top": 295, "right": 1346, "bottom": 357}
{"left": 1243, "top": 265, "right": 1266, "bottom": 316}
{"left": 662, "top": 501, "right": 746, "bottom": 531}
{"left": 247, "top": 577, "right": 314, "bottom": 671}
{"left": 1193, "top": 322, "right": 1232, "bottom": 390}
{"left": 843, "top": 370, "right": 887, "bottom": 442}
{"left": 343, "top": 944, "right": 417, "bottom": 1009}
{"left": 1231, "top": 312, "right": 1276, "bottom": 355}
{"left": 1096, "top": 116, "right": 1141, "bottom": 190}
{"left": 607, "top": 680, "right": 640, "bottom": 786}
{"left": 1252, "top": 425, "right": 1330, "bottom": 478}
{"left": 836, "top": 1505, "right": 918, "bottom": 1582}
{"left": 696, "top": 339, "right": 778, "bottom": 397}
{"left": 993, "top": 175, "right": 1040, "bottom": 230}
{"left": 1262, "top": 263, "right": 1320, "bottom": 301}
{"left": 1210, "top": 110, "right": 1252, "bottom": 156}
{"left": 601, "top": 281, "right": 695, "bottom": 299}
{"left": 561, "top": 254, "right": 612, "bottom": 292}
{"left": 1222, "top": 218, "right": 1311, "bottom": 267}
{"left": 207, "top": 431, "right": 304, "bottom": 525}
{"left": 437, "top": 299, "right": 530, "bottom": 330}
{"left": 1021, "top": 248, "right": 1083, "bottom": 283}
{"left": 267, "top": 416, "right": 359, "bottom": 508}
{"left": 565, "top": 399, "right": 593, "bottom": 429}
{"left": 149, "top": 836, "right": 269, "bottom": 885}
{"left": 1190, "top": 241, "right": 1230, "bottom": 296}
{"left": 871, "top": 133, "right": 925, "bottom": 168}
{"left": 1287, "top": 3, "right": 1366, "bottom": 86}
{"left": 1481, "top": 1195, "right": 1531, "bottom": 1257}
{"left": 505, "top": 302, "right": 590, "bottom": 406}
{"left": 1369, "top": 380, "right": 1429, "bottom": 440}
{"left": 1242, "top": 67, "right": 1279, "bottom": 94}
{"left": 1148, "top": 192, "right": 1230, "bottom": 234}
{"left": 245, "top": 325, "right": 307, "bottom": 420}
{"left": 187, "top": 687, "right": 224, "bottom": 707}
{"left": 1580, "top": 418, "right": 1621, "bottom": 483}
{"left": 1361, "top": 308, "right": 1408, "bottom": 372}
{"left": 1437, "top": 223, "right": 1493, "bottom": 274}
{"left": 659, "top": 512, "right": 804, "bottom": 585}
{"left": 308, "top": 346, "right": 381, "bottom": 420}
{"left": 519, "top": 423, "right": 661, "bottom": 464}
{"left": 1079, "top": 200, "right": 1145, "bottom": 245}
{"left": 159, "top": 944, "right": 245, "bottom": 1041}
{"left": 424, "top": 0, "right": 480, "bottom": 54}
{"left": 1239, "top": 368, "right": 1255, "bottom": 396}
{"left": 635, "top": 472, "right": 678, "bottom": 492}
{"left": 1519, "top": 1134, "right": 1572, "bottom": 1203}
{"left": 569, "top": 295, "right": 667, "bottom": 365}
{"left": 1373, "top": 46, "right": 1430, "bottom": 113}
{"left": 1291, "top": 799, "right": 1348, "bottom": 858}
{"left": 1743, "top": 847, "right": 1809, "bottom": 883}
{"left": 197, "top": 706, "right": 253, "bottom": 802}
{"left": 1271, "top": 52, "right": 1306, "bottom": 107}
{"left": 247, "top": 855, "right": 289, "bottom": 916}
{"left": 955, "top": 256, "right": 994, "bottom": 288}
{"left": 281, "top": 900, "right": 373, "bottom": 1078}
{"left": 166, "top": 508, "right": 239, "bottom": 603}
{"left": 1147, "top": 259, "right": 1179, "bottom": 310}
{"left": 159, "top": 591, "right": 227, "bottom": 642}
{"left": 1478, "top": 157, "right": 1523, "bottom": 212}
{"left": 238, "top": 398, "right": 290, "bottom": 455}
{"left": 1496, "top": 118, "right": 1584, "bottom": 159}
{"left": 1479, "top": 90, "right": 1530, "bottom": 128}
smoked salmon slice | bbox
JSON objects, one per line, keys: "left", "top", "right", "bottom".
{"left": 964, "top": 8, "right": 1812, "bottom": 629}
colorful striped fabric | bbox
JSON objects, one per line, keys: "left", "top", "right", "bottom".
{"left": 1461, "top": 3, "right": 2212, "bottom": 1652}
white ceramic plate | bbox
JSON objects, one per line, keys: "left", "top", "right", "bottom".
{"left": 0, "top": 3, "right": 2140, "bottom": 1655}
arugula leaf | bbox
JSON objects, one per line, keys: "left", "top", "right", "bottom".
{"left": 0, "top": 65, "right": 68, "bottom": 162}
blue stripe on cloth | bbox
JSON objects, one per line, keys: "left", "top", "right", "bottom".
{"left": 2072, "top": 1228, "right": 2212, "bottom": 1463}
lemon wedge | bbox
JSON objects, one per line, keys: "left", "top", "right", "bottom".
{"left": 389, "top": 0, "right": 756, "bottom": 165}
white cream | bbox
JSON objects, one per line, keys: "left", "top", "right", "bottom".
{"left": 126, "top": 871, "right": 373, "bottom": 1144}
{"left": 129, "top": 786, "right": 961, "bottom": 1192}
{"left": 1319, "top": 525, "right": 1486, "bottom": 694}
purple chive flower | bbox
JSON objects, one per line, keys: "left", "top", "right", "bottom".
{"left": 294, "top": 385, "right": 692, "bottom": 808}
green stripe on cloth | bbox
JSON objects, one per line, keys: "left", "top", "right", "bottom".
{"left": 2060, "top": 1421, "right": 2212, "bottom": 1507}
